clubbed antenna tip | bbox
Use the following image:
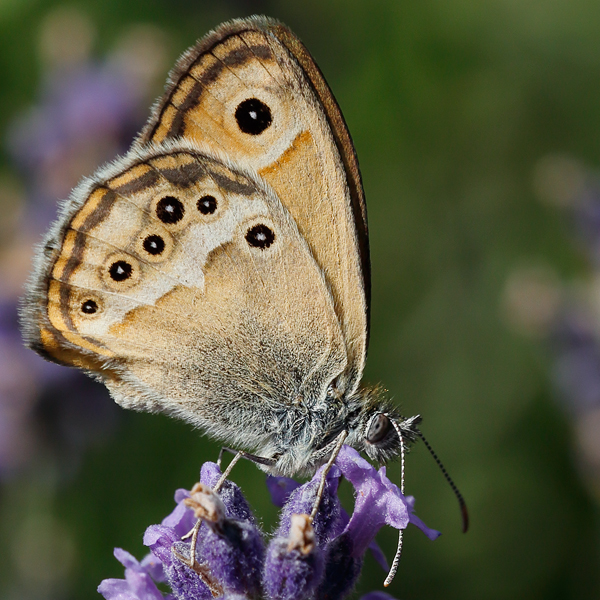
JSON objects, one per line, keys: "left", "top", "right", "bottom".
{"left": 460, "top": 498, "right": 469, "bottom": 533}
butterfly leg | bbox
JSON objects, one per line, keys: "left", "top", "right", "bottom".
{"left": 309, "top": 429, "right": 348, "bottom": 520}
{"left": 182, "top": 448, "right": 276, "bottom": 569}
{"left": 178, "top": 451, "right": 244, "bottom": 568}
{"left": 216, "top": 447, "right": 231, "bottom": 469}
{"left": 217, "top": 446, "right": 277, "bottom": 469}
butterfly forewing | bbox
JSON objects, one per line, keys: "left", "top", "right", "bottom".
{"left": 138, "top": 17, "right": 369, "bottom": 396}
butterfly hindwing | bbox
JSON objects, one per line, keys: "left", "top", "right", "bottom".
{"left": 23, "top": 143, "right": 348, "bottom": 454}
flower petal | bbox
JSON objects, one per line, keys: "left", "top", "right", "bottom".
{"left": 360, "top": 592, "right": 400, "bottom": 600}
{"left": 98, "top": 578, "right": 138, "bottom": 600}
{"left": 125, "top": 569, "right": 164, "bottom": 600}
{"left": 114, "top": 548, "right": 143, "bottom": 571}
{"left": 334, "top": 446, "right": 437, "bottom": 557}
{"left": 266, "top": 475, "right": 300, "bottom": 507}
{"left": 163, "top": 494, "right": 195, "bottom": 536}
{"left": 368, "top": 539, "right": 389, "bottom": 572}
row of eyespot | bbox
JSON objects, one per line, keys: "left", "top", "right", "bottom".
{"left": 156, "top": 194, "right": 217, "bottom": 225}
{"left": 155, "top": 97, "right": 272, "bottom": 223}
{"left": 111, "top": 220, "right": 276, "bottom": 278}
{"left": 79, "top": 224, "right": 275, "bottom": 316}
{"left": 78, "top": 96, "right": 273, "bottom": 316}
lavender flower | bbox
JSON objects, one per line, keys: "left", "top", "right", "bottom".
{"left": 550, "top": 307, "right": 600, "bottom": 415}
{"left": 532, "top": 166, "right": 600, "bottom": 417}
{"left": 525, "top": 156, "right": 600, "bottom": 490}
{"left": 0, "top": 16, "right": 167, "bottom": 479}
{"left": 99, "top": 446, "right": 438, "bottom": 600}
{"left": 0, "top": 297, "right": 116, "bottom": 478}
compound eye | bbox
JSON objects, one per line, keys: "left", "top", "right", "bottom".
{"left": 366, "top": 413, "right": 390, "bottom": 444}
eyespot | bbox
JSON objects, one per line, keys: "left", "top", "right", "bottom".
{"left": 136, "top": 228, "right": 173, "bottom": 263}
{"left": 366, "top": 413, "right": 390, "bottom": 444}
{"left": 109, "top": 260, "right": 133, "bottom": 282}
{"left": 81, "top": 299, "right": 98, "bottom": 315}
{"left": 235, "top": 98, "right": 272, "bottom": 135}
{"left": 245, "top": 224, "right": 275, "bottom": 249}
{"left": 197, "top": 194, "right": 217, "bottom": 215}
{"left": 156, "top": 196, "right": 185, "bottom": 224}
{"left": 76, "top": 295, "right": 103, "bottom": 319}
{"left": 143, "top": 234, "right": 165, "bottom": 256}
{"left": 103, "top": 254, "right": 140, "bottom": 289}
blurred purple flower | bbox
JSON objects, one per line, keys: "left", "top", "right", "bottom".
{"left": 11, "top": 63, "right": 140, "bottom": 166}
{"left": 542, "top": 174, "right": 600, "bottom": 416}
{"left": 571, "top": 180, "right": 600, "bottom": 267}
{"left": 99, "top": 447, "right": 437, "bottom": 600}
{"left": 8, "top": 60, "right": 150, "bottom": 234}
{"left": 550, "top": 307, "right": 600, "bottom": 414}
{"left": 0, "top": 295, "right": 116, "bottom": 479}
{"left": 530, "top": 158, "right": 600, "bottom": 487}
{"left": 1, "top": 26, "right": 161, "bottom": 478}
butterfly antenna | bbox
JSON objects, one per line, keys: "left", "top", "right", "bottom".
{"left": 384, "top": 419, "right": 407, "bottom": 587}
{"left": 418, "top": 430, "right": 469, "bottom": 533}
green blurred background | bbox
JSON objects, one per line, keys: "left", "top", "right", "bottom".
{"left": 1, "top": 1, "right": 600, "bottom": 599}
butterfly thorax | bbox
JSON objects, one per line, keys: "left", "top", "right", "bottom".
{"left": 235, "top": 386, "right": 419, "bottom": 477}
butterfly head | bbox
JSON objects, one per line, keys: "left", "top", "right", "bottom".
{"left": 345, "top": 387, "right": 422, "bottom": 464}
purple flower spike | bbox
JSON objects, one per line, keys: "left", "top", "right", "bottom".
{"left": 144, "top": 525, "right": 212, "bottom": 600}
{"left": 317, "top": 532, "right": 363, "bottom": 600}
{"left": 276, "top": 463, "right": 345, "bottom": 544}
{"left": 201, "top": 461, "right": 256, "bottom": 523}
{"left": 264, "top": 514, "right": 323, "bottom": 600}
{"left": 99, "top": 448, "right": 439, "bottom": 600}
{"left": 268, "top": 464, "right": 356, "bottom": 600}
{"left": 184, "top": 482, "right": 264, "bottom": 597}
{"left": 307, "top": 446, "right": 440, "bottom": 600}
{"left": 201, "top": 519, "right": 264, "bottom": 597}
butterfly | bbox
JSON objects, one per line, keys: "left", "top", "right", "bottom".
{"left": 21, "top": 15, "right": 428, "bottom": 480}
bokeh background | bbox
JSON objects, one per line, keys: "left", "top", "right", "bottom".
{"left": 1, "top": 1, "right": 600, "bottom": 599}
